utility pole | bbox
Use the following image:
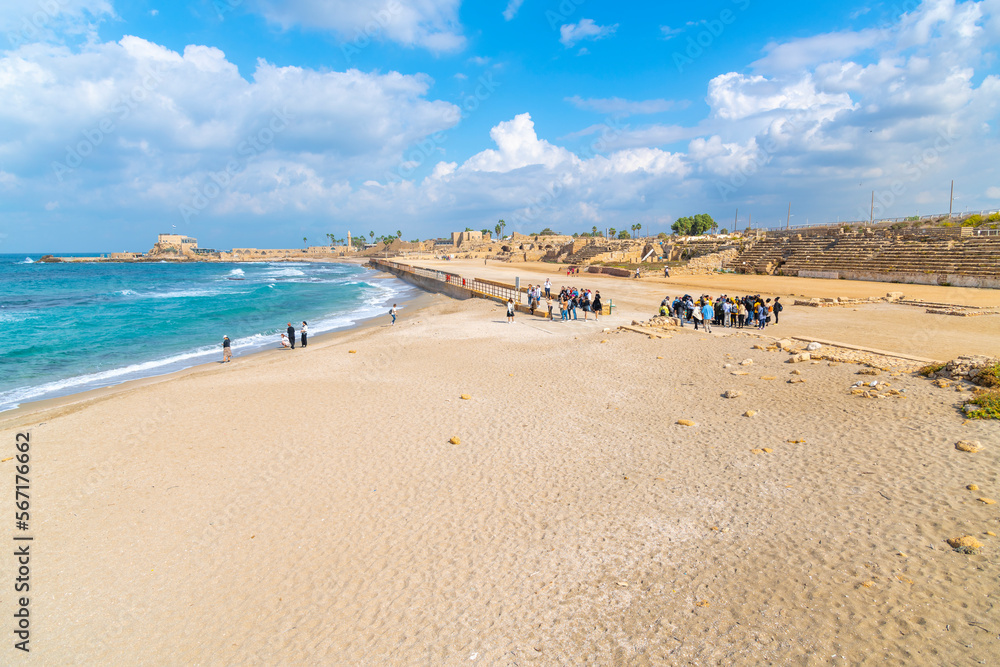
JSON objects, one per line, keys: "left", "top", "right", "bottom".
{"left": 870, "top": 191, "right": 874, "bottom": 226}
{"left": 786, "top": 202, "right": 791, "bottom": 230}
{"left": 949, "top": 180, "right": 954, "bottom": 218}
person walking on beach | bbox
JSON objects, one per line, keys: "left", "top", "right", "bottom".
{"left": 222, "top": 335, "right": 232, "bottom": 362}
{"left": 506, "top": 298, "right": 515, "bottom": 323}
{"left": 287, "top": 323, "right": 295, "bottom": 349}
{"left": 300, "top": 321, "right": 308, "bottom": 347}
{"left": 390, "top": 304, "right": 397, "bottom": 325}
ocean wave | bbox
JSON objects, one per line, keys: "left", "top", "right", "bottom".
{"left": 263, "top": 268, "right": 306, "bottom": 278}
{"left": 148, "top": 288, "right": 226, "bottom": 299}
{"left": 227, "top": 268, "right": 245, "bottom": 277}
{"left": 21, "top": 257, "right": 34, "bottom": 264}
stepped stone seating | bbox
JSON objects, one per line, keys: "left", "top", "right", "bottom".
{"left": 728, "top": 230, "right": 1000, "bottom": 284}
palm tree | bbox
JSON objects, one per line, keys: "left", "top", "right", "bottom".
{"left": 396, "top": 230, "right": 402, "bottom": 240}
{"left": 499, "top": 219, "right": 506, "bottom": 238}
{"left": 303, "top": 236, "right": 308, "bottom": 248}
{"left": 592, "top": 226, "right": 598, "bottom": 236}
{"left": 608, "top": 227, "right": 616, "bottom": 239}
{"left": 635, "top": 222, "right": 642, "bottom": 237}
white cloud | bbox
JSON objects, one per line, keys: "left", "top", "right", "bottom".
{"left": 987, "top": 186, "right": 1000, "bottom": 199}
{"left": 567, "top": 95, "right": 680, "bottom": 115}
{"left": 752, "top": 29, "right": 885, "bottom": 72}
{"left": 660, "top": 25, "right": 683, "bottom": 40}
{"left": 0, "top": 0, "right": 114, "bottom": 47}
{"left": 707, "top": 72, "right": 856, "bottom": 122}
{"left": 559, "top": 19, "right": 618, "bottom": 48}
{"left": 502, "top": 0, "right": 526, "bottom": 21}
{"left": 251, "top": 0, "right": 465, "bottom": 53}
{"left": 0, "top": 35, "right": 461, "bottom": 224}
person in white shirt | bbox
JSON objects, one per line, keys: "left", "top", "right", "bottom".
{"left": 300, "top": 321, "right": 308, "bottom": 347}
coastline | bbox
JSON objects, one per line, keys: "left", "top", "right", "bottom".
{"left": 0, "top": 273, "right": 437, "bottom": 426}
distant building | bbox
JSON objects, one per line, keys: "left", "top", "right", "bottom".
{"left": 452, "top": 230, "right": 484, "bottom": 246}
{"left": 150, "top": 233, "right": 199, "bottom": 257}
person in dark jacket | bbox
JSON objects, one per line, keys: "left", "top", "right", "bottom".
{"left": 287, "top": 323, "right": 295, "bottom": 349}
{"left": 222, "top": 335, "right": 232, "bottom": 362}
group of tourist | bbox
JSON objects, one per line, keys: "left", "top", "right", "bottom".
{"left": 658, "top": 294, "right": 782, "bottom": 332}
{"left": 279, "top": 321, "right": 308, "bottom": 348}
{"left": 511, "top": 281, "right": 604, "bottom": 323}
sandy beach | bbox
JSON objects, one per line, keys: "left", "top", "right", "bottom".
{"left": 2, "top": 269, "right": 998, "bottom": 664}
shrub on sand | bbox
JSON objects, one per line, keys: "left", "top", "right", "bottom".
{"left": 967, "top": 388, "right": 1000, "bottom": 420}
{"left": 918, "top": 363, "right": 945, "bottom": 377}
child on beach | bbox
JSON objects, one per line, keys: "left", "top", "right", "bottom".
{"left": 390, "top": 304, "right": 397, "bottom": 325}
{"left": 279, "top": 333, "right": 290, "bottom": 348}
{"left": 506, "top": 298, "right": 515, "bottom": 323}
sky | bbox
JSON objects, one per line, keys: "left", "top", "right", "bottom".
{"left": 1, "top": 0, "right": 999, "bottom": 251}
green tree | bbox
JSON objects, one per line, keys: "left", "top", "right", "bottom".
{"left": 369, "top": 231, "right": 374, "bottom": 241}
{"left": 303, "top": 236, "right": 308, "bottom": 247}
{"left": 538, "top": 227, "right": 558, "bottom": 235}
{"left": 591, "top": 226, "right": 598, "bottom": 236}
{"left": 465, "top": 226, "right": 473, "bottom": 232}
{"left": 608, "top": 227, "right": 617, "bottom": 238}
{"left": 396, "top": 230, "right": 402, "bottom": 239}
{"left": 671, "top": 214, "right": 715, "bottom": 236}
{"left": 480, "top": 228, "right": 490, "bottom": 236}
{"left": 617, "top": 230, "right": 630, "bottom": 239}
{"left": 720, "top": 228, "right": 729, "bottom": 234}
{"left": 635, "top": 222, "right": 642, "bottom": 237}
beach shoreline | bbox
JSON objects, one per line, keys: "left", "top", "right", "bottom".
{"left": 0, "top": 271, "right": 436, "bottom": 427}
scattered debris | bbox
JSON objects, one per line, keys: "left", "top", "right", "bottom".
{"left": 723, "top": 390, "right": 743, "bottom": 399}
{"left": 449, "top": 436, "right": 461, "bottom": 445}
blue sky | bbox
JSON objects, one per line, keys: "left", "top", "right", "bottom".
{"left": 1, "top": 0, "right": 999, "bottom": 251}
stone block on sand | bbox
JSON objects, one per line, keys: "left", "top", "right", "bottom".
{"left": 956, "top": 440, "right": 983, "bottom": 453}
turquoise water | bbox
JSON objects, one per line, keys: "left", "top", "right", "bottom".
{"left": 0, "top": 254, "right": 412, "bottom": 412}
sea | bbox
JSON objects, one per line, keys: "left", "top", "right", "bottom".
{"left": 0, "top": 254, "right": 415, "bottom": 413}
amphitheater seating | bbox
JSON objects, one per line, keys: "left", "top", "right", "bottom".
{"left": 728, "top": 230, "right": 1000, "bottom": 280}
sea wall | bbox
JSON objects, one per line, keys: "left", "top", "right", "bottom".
{"left": 370, "top": 261, "right": 474, "bottom": 300}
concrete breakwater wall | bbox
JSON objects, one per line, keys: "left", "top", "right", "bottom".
{"left": 369, "top": 259, "right": 476, "bottom": 301}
